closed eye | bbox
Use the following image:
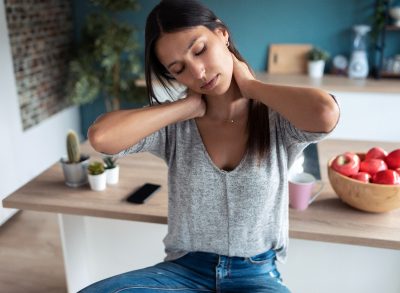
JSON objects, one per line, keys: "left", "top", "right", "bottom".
{"left": 195, "top": 45, "right": 207, "bottom": 56}
{"left": 174, "top": 67, "right": 184, "bottom": 75}
{"left": 174, "top": 45, "right": 207, "bottom": 75}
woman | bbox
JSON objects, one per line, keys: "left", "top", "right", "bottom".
{"left": 81, "top": 0, "right": 340, "bottom": 292}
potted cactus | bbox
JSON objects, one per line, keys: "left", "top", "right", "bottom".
{"left": 103, "top": 156, "right": 119, "bottom": 185}
{"left": 87, "top": 161, "right": 106, "bottom": 191}
{"left": 307, "top": 47, "right": 330, "bottom": 78}
{"left": 60, "top": 130, "right": 90, "bottom": 187}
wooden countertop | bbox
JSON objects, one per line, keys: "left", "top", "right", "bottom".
{"left": 255, "top": 73, "right": 400, "bottom": 94}
{"left": 3, "top": 139, "right": 400, "bottom": 250}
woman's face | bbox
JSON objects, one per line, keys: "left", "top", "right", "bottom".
{"left": 155, "top": 26, "right": 233, "bottom": 96}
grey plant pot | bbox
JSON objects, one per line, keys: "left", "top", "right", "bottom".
{"left": 60, "top": 155, "right": 90, "bottom": 187}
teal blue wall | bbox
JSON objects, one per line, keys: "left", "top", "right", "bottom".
{"left": 72, "top": 0, "right": 400, "bottom": 137}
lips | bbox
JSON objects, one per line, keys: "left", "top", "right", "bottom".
{"left": 200, "top": 74, "right": 219, "bottom": 90}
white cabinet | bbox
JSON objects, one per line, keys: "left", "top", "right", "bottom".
{"left": 329, "top": 91, "right": 400, "bottom": 142}
{"left": 59, "top": 215, "right": 400, "bottom": 293}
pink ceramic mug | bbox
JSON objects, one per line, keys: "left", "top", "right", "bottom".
{"left": 289, "top": 172, "right": 324, "bottom": 211}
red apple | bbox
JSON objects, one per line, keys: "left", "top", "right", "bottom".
{"left": 385, "top": 149, "right": 400, "bottom": 170}
{"left": 350, "top": 172, "right": 371, "bottom": 183}
{"left": 365, "top": 147, "right": 387, "bottom": 161}
{"left": 372, "top": 170, "right": 400, "bottom": 185}
{"left": 396, "top": 168, "right": 400, "bottom": 176}
{"left": 359, "top": 159, "right": 387, "bottom": 176}
{"left": 331, "top": 153, "right": 360, "bottom": 176}
{"left": 344, "top": 152, "right": 360, "bottom": 164}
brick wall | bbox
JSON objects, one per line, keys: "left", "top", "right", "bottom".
{"left": 5, "top": 0, "right": 73, "bottom": 130}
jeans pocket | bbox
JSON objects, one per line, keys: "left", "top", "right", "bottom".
{"left": 246, "top": 249, "right": 276, "bottom": 265}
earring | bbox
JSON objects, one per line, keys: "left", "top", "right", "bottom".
{"left": 226, "top": 41, "right": 230, "bottom": 47}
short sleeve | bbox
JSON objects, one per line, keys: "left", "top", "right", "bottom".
{"left": 271, "top": 94, "right": 340, "bottom": 169}
{"left": 111, "top": 125, "right": 175, "bottom": 163}
{"left": 276, "top": 112, "right": 331, "bottom": 145}
{"left": 276, "top": 94, "right": 340, "bottom": 144}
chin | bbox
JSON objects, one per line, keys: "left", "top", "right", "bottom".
{"left": 209, "top": 74, "right": 232, "bottom": 96}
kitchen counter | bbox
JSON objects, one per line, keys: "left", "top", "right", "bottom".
{"left": 3, "top": 138, "right": 400, "bottom": 250}
{"left": 255, "top": 73, "right": 400, "bottom": 94}
{"left": 3, "top": 138, "right": 400, "bottom": 293}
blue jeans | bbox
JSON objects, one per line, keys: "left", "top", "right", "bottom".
{"left": 79, "top": 249, "right": 291, "bottom": 292}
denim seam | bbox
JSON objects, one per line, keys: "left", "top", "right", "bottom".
{"left": 215, "top": 255, "right": 221, "bottom": 292}
{"left": 246, "top": 258, "right": 272, "bottom": 265}
{"left": 227, "top": 257, "right": 232, "bottom": 278}
{"left": 114, "top": 286, "right": 214, "bottom": 293}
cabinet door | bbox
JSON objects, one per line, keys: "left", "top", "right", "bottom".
{"left": 328, "top": 92, "right": 400, "bottom": 142}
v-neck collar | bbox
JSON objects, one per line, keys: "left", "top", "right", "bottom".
{"left": 191, "top": 119, "right": 248, "bottom": 175}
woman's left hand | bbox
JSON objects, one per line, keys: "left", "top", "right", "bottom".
{"left": 231, "top": 53, "right": 255, "bottom": 98}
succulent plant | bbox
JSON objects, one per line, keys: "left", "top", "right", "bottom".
{"left": 87, "top": 161, "right": 105, "bottom": 175}
{"left": 67, "top": 130, "right": 81, "bottom": 164}
{"left": 307, "top": 47, "right": 330, "bottom": 61}
{"left": 103, "top": 156, "right": 117, "bottom": 169}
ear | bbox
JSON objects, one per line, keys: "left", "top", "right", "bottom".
{"left": 214, "top": 27, "right": 229, "bottom": 44}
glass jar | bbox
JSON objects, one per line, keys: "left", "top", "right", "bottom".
{"left": 393, "top": 55, "right": 400, "bottom": 74}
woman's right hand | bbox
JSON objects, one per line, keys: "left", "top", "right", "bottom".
{"left": 183, "top": 89, "right": 206, "bottom": 119}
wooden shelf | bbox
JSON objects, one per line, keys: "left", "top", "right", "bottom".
{"left": 380, "top": 71, "right": 400, "bottom": 78}
{"left": 374, "top": 1, "right": 400, "bottom": 78}
{"left": 386, "top": 25, "right": 400, "bottom": 31}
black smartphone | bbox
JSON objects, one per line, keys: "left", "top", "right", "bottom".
{"left": 125, "top": 183, "right": 161, "bottom": 204}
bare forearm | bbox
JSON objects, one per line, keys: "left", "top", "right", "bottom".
{"left": 247, "top": 80, "right": 339, "bottom": 132}
{"left": 88, "top": 98, "right": 197, "bottom": 154}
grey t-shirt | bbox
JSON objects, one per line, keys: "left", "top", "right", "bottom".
{"left": 116, "top": 107, "right": 335, "bottom": 263}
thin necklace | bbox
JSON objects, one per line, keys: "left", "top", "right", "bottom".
{"left": 204, "top": 115, "right": 240, "bottom": 124}
{"left": 206, "top": 111, "right": 245, "bottom": 124}
{"left": 225, "top": 113, "right": 245, "bottom": 124}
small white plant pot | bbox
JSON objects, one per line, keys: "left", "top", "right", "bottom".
{"left": 308, "top": 60, "right": 325, "bottom": 78}
{"left": 88, "top": 173, "right": 107, "bottom": 191}
{"left": 106, "top": 165, "right": 120, "bottom": 185}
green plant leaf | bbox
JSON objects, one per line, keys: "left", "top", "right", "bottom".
{"left": 307, "top": 47, "right": 330, "bottom": 61}
{"left": 66, "top": 0, "right": 144, "bottom": 111}
{"left": 88, "top": 161, "right": 105, "bottom": 175}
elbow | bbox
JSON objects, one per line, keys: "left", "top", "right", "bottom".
{"left": 87, "top": 124, "right": 103, "bottom": 152}
{"left": 87, "top": 124, "right": 112, "bottom": 154}
{"left": 88, "top": 124, "right": 123, "bottom": 155}
{"left": 319, "top": 98, "right": 340, "bottom": 133}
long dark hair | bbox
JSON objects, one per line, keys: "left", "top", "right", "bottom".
{"left": 145, "top": 0, "right": 270, "bottom": 162}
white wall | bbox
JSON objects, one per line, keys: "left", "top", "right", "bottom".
{"left": 0, "top": 1, "right": 81, "bottom": 225}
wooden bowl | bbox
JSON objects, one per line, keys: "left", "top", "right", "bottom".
{"left": 327, "top": 155, "right": 400, "bottom": 213}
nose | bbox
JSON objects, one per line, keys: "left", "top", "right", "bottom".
{"left": 188, "top": 61, "right": 206, "bottom": 80}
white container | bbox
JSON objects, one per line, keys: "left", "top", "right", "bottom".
{"left": 348, "top": 51, "right": 369, "bottom": 79}
{"left": 308, "top": 60, "right": 325, "bottom": 78}
{"left": 106, "top": 165, "right": 120, "bottom": 185}
{"left": 88, "top": 173, "right": 107, "bottom": 191}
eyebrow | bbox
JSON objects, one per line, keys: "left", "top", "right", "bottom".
{"left": 167, "top": 36, "right": 200, "bottom": 69}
